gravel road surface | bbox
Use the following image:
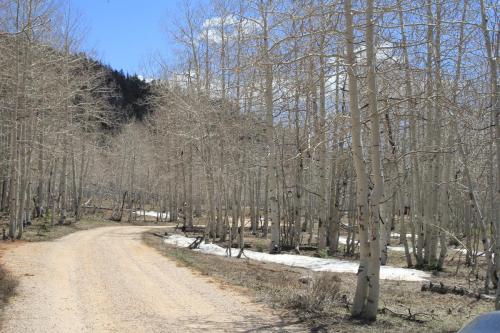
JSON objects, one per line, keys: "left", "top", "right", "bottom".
{"left": 1, "top": 226, "right": 304, "bottom": 332}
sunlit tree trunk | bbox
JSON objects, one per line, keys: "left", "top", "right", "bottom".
{"left": 364, "top": 0, "right": 383, "bottom": 318}
{"left": 344, "top": 0, "right": 370, "bottom": 318}
{"left": 260, "top": 0, "right": 279, "bottom": 251}
{"left": 479, "top": 0, "right": 500, "bottom": 309}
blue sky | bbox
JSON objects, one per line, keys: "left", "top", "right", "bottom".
{"left": 71, "top": 0, "right": 200, "bottom": 76}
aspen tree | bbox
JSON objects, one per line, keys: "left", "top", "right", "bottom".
{"left": 344, "top": 0, "right": 371, "bottom": 318}
{"left": 364, "top": 0, "right": 383, "bottom": 318}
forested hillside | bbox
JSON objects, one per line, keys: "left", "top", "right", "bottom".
{"left": 0, "top": 19, "right": 153, "bottom": 226}
{"left": 102, "top": 65, "right": 153, "bottom": 128}
{"left": 0, "top": 0, "right": 499, "bottom": 330}
{"left": 72, "top": 56, "right": 154, "bottom": 130}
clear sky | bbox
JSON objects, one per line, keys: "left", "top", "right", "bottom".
{"left": 71, "top": 0, "right": 196, "bottom": 77}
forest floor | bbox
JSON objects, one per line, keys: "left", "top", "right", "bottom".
{"left": 0, "top": 225, "right": 306, "bottom": 332}
{"left": 144, "top": 228, "right": 494, "bottom": 332}
{"left": 0, "top": 212, "right": 494, "bottom": 332}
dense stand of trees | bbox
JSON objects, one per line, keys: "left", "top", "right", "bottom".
{"left": 0, "top": 0, "right": 152, "bottom": 234}
{"left": 142, "top": 0, "right": 497, "bottom": 319}
{"left": 0, "top": 0, "right": 108, "bottom": 235}
{"left": 1, "top": 0, "right": 498, "bottom": 321}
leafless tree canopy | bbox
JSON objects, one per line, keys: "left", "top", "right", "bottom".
{"left": 0, "top": 0, "right": 498, "bottom": 321}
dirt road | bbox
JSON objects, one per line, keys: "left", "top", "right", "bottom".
{"left": 1, "top": 226, "right": 304, "bottom": 332}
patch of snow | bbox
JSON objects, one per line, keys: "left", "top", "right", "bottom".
{"left": 338, "top": 236, "right": 407, "bottom": 252}
{"left": 164, "top": 234, "right": 430, "bottom": 282}
{"left": 135, "top": 210, "right": 169, "bottom": 219}
{"left": 390, "top": 232, "right": 415, "bottom": 239}
{"left": 338, "top": 235, "right": 469, "bottom": 255}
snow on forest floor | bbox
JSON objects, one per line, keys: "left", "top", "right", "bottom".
{"left": 390, "top": 232, "right": 414, "bottom": 239}
{"left": 340, "top": 234, "right": 468, "bottom": 254}
{"left": 337, "top": 235, "right": 408, "bottom": 252}
{"left": 134, "top": 210, "right": 169, "bottom": 219}
{"left": 164, "top": 234, "right": 430, "bottom": 282}
{"left": 135, "top": 208, "right": 465, "bottom": 256}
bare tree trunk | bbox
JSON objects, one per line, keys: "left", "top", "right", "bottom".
{"left": 250, "top": 170, "right": 256, "bottom": 235}
{"left": 77, "top": 141, "right": 86, "bottom": 221}
{"left": 35, "top": 129, "right": 44, "bottom": 217}
{"left": 127, "top": 154, "right": 136, "bottom": 222}
{"left": 317, "top": 33, "right": 327, "bottom": 251}
{"left": 396, "top": 1, "right": 423, "bottom": 266}
{"left": 71, "top": 145, "right": 78, "bottom": 220}
{"left": 344, "top": 0, "right": 370, "bottom": 318}
{"left": 364, "top": 0, "right": 383, "bottom": 317}
{"left": 186, "top": 143, "right": 194, "bottom": 228}
{"left": 422, "top": 0, "right": 437, "bottom": 267}
{"left": 261, "top": 1, "right": 279, "bottom": 251}
{"left": 216, "top": 141, "right": 224, "bottom": 236}
{"left": 294, "top": 78, "right": 303, "bottom": 250}
{"left": 255, "top": 167, "right": 262, "bottom": 232}
{"left": 327, "top": 157, "right": 340, "bottom": 255}
{"left": 479, "top": 0, "right": 500, "bottom": 309}
{"left": 48, "top": 157, "right": 58, "bottom": 226}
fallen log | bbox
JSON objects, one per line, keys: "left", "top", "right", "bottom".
{"left": 421, "top": 281, "right": 494, "bottom": 301}
{"left": 85, "top": 206, "right": 114, "bottom": 211}
{"left": 151, "top": 232, "right": 168, "bottom": 238}
{"left": 380, "top": 305, "right": 435, "bottom": 323}
{"left": 188, "top": 236, "right": 204, "bottom": 249}
{"left": 180, "top": 226, "right": 205, "bottom": 233}
{"left": 421, "top": 281, "right": 468, "bottom": 295}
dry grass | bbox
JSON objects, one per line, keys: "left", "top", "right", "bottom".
{"left": 277, "top": 272, "right": 342, "bottom": 314}
{"left": 20, "top": 217, "right": 120, "bottom": 242}
{"left": 143, "top": 229, "right": 493, "bottom": 333}
{"left": 0, "top": 263, "right": 18, "bottom": 328}
{"left": 0, "top": 265, "right": 17, "bottom": 303}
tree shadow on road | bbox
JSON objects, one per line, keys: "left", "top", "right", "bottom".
{"left": 169, "top": 313, "right": 307, "bottom": 332}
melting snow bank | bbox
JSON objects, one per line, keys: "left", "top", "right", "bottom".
{"left": 164, "top": 234, "right": 430, "bottom": 282}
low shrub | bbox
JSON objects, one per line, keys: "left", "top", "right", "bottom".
{"left": 279, "top": 272, "right": 341, "bottom": 314}
{"left": 316, "top": 249, "right": 329, "bottom": 258}
{"left": 254, "top": 240, "right": 267, "bottom": 253}
{"left": 0, "top": 265, "right": 17, "bottom": 303}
